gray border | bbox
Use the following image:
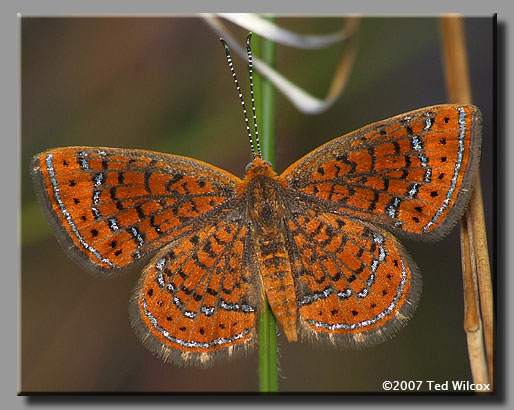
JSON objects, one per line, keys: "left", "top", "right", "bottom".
{"left": 6, "top": 1, "right": 511, "bottom": 409}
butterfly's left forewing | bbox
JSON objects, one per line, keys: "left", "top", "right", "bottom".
{"left": 31, "top": 147, "right": 241, "bottom": 275}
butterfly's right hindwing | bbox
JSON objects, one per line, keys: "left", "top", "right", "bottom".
{"left": 284, "top": 208, "right": 421, "bottom": 348}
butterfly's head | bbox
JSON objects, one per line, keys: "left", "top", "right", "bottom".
{"left": 238, "top": 157, "right": 279, "bottom": 199}
{"left": 244, "top": 157, "right": 275, "bottom": 177}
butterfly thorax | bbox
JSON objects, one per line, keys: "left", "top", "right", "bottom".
{"left": 243, "top": 160, "right": 285, "bottom": 234}
{"left": 239, "top": 158, "right": 298, "bottom": 342}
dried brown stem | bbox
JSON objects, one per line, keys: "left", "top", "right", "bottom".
{"left": 439, "top": 15, "right": 494, "bottom": 390}
{"left": 460, "top": 214, "right": 488, "bottom": 385}
{"left": 326, "top": 17, "right": 361, "bottom": 101}
{"left": 470, "top": 179, "right": 495, "bottom": 385}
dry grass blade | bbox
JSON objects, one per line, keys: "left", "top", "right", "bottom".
{"left": 326, "top": 17, "right": 360, "bottom": 102}
{"left": 218, "top": 13, "right": 355, "bottom": 49}
{"left": 439, "top": 16, "right": 494, "bottom": 391}
{"left": 203, "top": 15, "right": 360, "bottom": 114}
{"left": 460, "top": 215, "right": 488, "bottom": 385}
{"left": 470, "top": 178, "right": 495, "bottom": 385}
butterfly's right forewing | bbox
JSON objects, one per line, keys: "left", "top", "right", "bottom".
{"left": 282, "top": 105, "right": 481, "bottom": 240}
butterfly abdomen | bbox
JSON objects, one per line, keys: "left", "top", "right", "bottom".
{"left": 257, "top": 234, "right": 298, "bottom": 342}
{"left": 240, "top": 158, "right": 299, "bottom": 342}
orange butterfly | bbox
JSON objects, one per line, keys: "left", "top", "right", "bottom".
{"left": 31, "top": 35, "right": 481, "bottom": 367}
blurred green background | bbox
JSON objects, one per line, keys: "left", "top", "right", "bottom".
{"left": 21, "top": 16, "right": 493, "bottom": 393}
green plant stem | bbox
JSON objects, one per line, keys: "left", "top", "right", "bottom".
{"left": 259, "top": 35, "right": 276, "bottom": 164}
{"left": 252, "top": 18, "right": 278, "bottom": 394}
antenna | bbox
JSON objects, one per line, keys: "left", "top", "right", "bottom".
{"left": 246, "top": 33, "right": 262, "bottom": 159}
{"left": 219, "top": 37, "right": 258, "bottom": 160}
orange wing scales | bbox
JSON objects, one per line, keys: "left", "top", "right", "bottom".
{"left": 285, "top": 210, "right": 419, "bottom": 347}
{"left": 39, "top": 151, "right": 116, "bottom": 270}
{"left": 282, "top": 105, "right": 481, "bottom": 239}
{"left": 32, "top": 147, "right": 239, "bottom": 275}
{"left": 31, "top": 104, "right": 481, "bottom": 366}
{"left": 420, "top": 106, "right": 469, "bottom": 232}
{"left": 130, "top": 219, "right": 260, "bottom": 365}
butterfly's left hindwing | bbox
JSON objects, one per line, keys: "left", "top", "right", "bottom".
{"left": 282, "top": 105, "right": 481, "bottom": 239}
{"left": 31, "top": 147, "right": 241, "bottom": 276}
{"left": 129, "top": 214, "right": 261, "bottom": 366}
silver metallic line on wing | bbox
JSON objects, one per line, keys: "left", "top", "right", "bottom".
{"left": 45, "top": 154, "right": 115, "bottom": 267}
{"left": 422, "top": 106, "right": 467, "bottom": 232}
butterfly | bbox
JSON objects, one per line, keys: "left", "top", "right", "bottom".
{"left": 31, "top": 103, "right": 481, "bottom": 367}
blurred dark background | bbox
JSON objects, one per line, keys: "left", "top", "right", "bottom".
{"left": 21, "top": 16, "right": 493, "bottom": 393}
